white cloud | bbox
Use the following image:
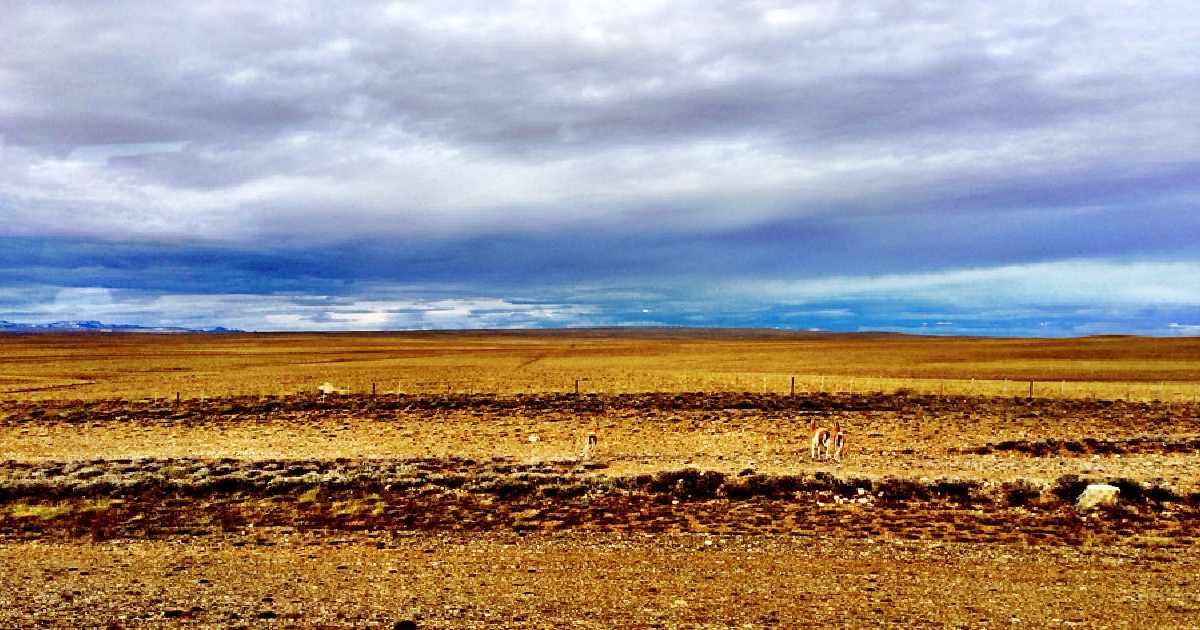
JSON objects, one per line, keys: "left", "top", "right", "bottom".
{"left": 8, "top": 289, "right": 599, "bottom": 331}
{"left": 1, "top": 2, "right": 1198, "bottom": 335}
{"left": 734, "top": 259, "right": 1200, "bottom": 307}
{"left": 1, "top": 1, "right": 1197, "bottom": 245}
{"left": 67, "top": 142, "right": 188, "bottom": 163}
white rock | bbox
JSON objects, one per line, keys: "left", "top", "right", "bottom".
{"left": 317, "top": 382, "right": 349, "bottom": 395}
{"left": 1075, "top": 484, "right": 1120, "bottom": 513}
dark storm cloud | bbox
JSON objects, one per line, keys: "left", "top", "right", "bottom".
{"left": 1, "top": 1, "right": 1198, "bottom": 332}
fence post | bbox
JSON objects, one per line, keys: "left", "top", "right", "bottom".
{"left": 1028, "top": 380, "right": 1034, "bottom": 400}
{"left": 790, "top": 376, "right": 795, "bottom": 396}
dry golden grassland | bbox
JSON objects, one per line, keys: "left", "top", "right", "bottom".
{"left": 1, "top": 330, "right": 1199, "bottom": 628}
{"left": 1, "top": 330, "right": 1198, "bottom": 401}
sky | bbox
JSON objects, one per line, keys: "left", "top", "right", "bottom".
{"left": 1, "top": 1, "right": 1198, "bottom": 335}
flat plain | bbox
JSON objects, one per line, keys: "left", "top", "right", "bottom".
{"left": 1, "top": 330, "right": 1199, "bottom": 628}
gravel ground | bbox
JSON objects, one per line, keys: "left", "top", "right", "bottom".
{"left": 3, "top": 394, "right": 1199, "bottom": 491}
{"left": 1, "top": 531, "right": 1198, "bottom": 629}
{"left": 2, "top": 393, "right": 1198, "bottom": 628}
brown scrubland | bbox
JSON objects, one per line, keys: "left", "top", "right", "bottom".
{"left": 1, "top": 331, "right": 1198, "bottom": 628}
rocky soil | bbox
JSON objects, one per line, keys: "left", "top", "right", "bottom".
{"left": 2, "top": 392, "right": 1199, "bottom": 627}
{"left": 3, "top": 532, "right": 1200, "bottom": 629}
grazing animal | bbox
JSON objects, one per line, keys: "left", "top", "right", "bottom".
{"left": 808, "top": 418, "right": 831, "bottom": 461}
{"left": 830, "top": 421, "right": 847, "bottom": 462}
{"left": 580, "top": 431, "right": 598, "bottom": 461}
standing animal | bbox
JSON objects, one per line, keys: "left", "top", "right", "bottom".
{"left": 808, "top": 418, "right": 831, "bottom": 461}
{"left": 830, "top": 421, "right": 847, "bottom": 462}
{"left": 580, "top": 431, "right": 598, "bottom": 461}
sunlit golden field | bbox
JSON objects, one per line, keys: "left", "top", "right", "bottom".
{"left": 3, "top": 330, "right": 1200, "bottom": 627}
{"left": 1, "top": 330, "right": 1198, "bottom": 401}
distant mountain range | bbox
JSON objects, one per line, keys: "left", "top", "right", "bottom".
{"left": 0, "top": 320, "right": 240, "bottom": 333}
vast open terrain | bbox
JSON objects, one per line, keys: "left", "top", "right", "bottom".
{"left": 1, "top": 331, "right": 1199, "bottom": 628}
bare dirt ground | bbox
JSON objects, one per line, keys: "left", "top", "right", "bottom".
{"left": 1, "top": 333, "right": 1199, "bottom": 628}
{"left": 3, "top": 393, "right": 1198, "bottom": 490}
{"left": 2, "top": 532, "right": 1199, "bottom": 629}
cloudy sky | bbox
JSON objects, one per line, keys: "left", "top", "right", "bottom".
{"left": 2, "top": 1, "right": 1197, "bottom": 334}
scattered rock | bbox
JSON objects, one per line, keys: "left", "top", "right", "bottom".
{"left": 1075, "top": 484, "right": 1120, "bottom": 513}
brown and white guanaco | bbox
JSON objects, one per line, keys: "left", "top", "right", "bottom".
{"left": 830, "top": 420, "right": 847, "bottom": 463}
{"left": 808, "top": 418, "right": 831, "bottom": 461}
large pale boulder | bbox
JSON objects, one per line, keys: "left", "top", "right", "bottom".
{"left": 1075, "top": 484, "right": 1120, "bottom": 513}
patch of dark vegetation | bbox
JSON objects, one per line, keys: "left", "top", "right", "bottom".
{"left": 868, "top": 477, "right": 979, "bottom": 501}
{"left": 1050, "top": 475, "right": 1091, "bottom": 503}
{"left": 1108, "top": 478, "right": 1182, "bottom": 504}
{"left": 716, "top": 474, "right": 806, "bottom": 499}
{"left": 2, "top": 458, "right": 1197, "bottom": 543}
{"left": 640, "top": 469, "right": 727, "bottom": 499}
{"left": 959, "top": 435, "right": 1200, "bottom": 457}
{"left": 1002, "top": 480, "right": 1043, "bottom": 507}
{"left": 930, "top": 479, "right": 980, "bottom": 502}
{"left": 3, "top": 392, "right": 1196, "bottom": 426}
{"left": 1044, "top": 474, "right": 1184, "bottom": 508}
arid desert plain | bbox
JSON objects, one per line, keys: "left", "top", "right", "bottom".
{"left": 1, "top": 330, "right": 1199, "bottom": 628}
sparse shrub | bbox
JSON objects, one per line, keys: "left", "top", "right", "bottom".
{"left": 426, "top": 474, "right": 465, "bottom": 489}
{"left": 875, "top": 478, "right": 928, "bottom": 501}
{"left": 480, "top": 479, "right": 535, "bottom": 499}
{"left": 539, "top": 483, "right": 588, "bottom": 499}
{"left": 1050, "top": 474, "right": 1089, "bottom": 503}
{"left": 931, "top": 479, "right": 979, "bottom": 502}
{"left": 647, "top": 469, "right": 725, "bottom": 499}
{"left": 839, "top": 477, "right": 874, "bottom": 497}
{"left": 194, "top": 473, "right": 257, "bottom": 495}
{"left": 1143, "top": 484, "right": 1179, "bottom": 504}
{"left": 297, "top": 487, "right": 321, "bottom": 504}
{"left": 1003, "top": 480, "right": 1043, "bottom": 507}
{"left": 810, "top": 471, "right": 838, "bottom": 492}
{"left": 717, "top": 476, "right": 754, "bottom": 500}
{"left": 7, "top": 502, "right": 73, "bottom": 520}
{"left": 1111, "top": 478, "right": 1147, "bottom": 504}
{"left": 1108, "top": 478, "right": 1178, "bottom": 504}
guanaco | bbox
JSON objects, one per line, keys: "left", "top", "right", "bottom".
{"left": 580, "top": 431, "right": 598, "bottom": 461}
{"left": 808, "top": 418, "right": 831, "bottom": 461}
{"left": 830, "top": 420, "right": 847, "bottom": 462}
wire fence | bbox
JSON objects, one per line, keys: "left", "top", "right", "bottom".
{"left": 104, "top": 372, "right": 1200, "bottom": 404}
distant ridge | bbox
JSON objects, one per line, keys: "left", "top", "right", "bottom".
{"left": 0, "top": 320, "right": 240, "bottom": 333}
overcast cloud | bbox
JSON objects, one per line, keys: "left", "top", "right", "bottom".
{"left": 1, "top": 1, "right": 1197, "bottom": 334}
